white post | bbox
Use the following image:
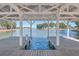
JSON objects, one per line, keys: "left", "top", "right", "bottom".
{"left": 67, "top": 28, "right": 69, "bottom": 37}
{"left": 56, "top": 20, "right": 60, "bottom": 46}
{"left": 67, "top": 5, "right": 69, "bottom": 37}
{"left": 30, "top": 20, "right": 32, "bottom": 40}
{"left": 48, "top": 20, "right": 49, "bottom": 39}
{"left": 56, "top": 9, "right": 60, "bottom": 46}
{"left": 67, "top": 20, "right": 69, "bottom": 37}
{"left": 19, "top": 15, "right": 23, "bottom": 48}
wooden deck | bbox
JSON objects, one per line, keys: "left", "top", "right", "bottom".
{"left": 0, "top": 37, "right": 79, "bottom": 56}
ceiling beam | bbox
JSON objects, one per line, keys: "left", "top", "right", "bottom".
{"left": 19, "top": 5, "right": 35, "bottom": 12}
{"left": 45, "top": 4, "right": 61, "bottom": 12}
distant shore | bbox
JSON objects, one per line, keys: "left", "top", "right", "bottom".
{"left": 0, "top": 29, "right": 16, "bottom": 32}
{"left": 0, "top": 28, "right": 79, "bottom": 32}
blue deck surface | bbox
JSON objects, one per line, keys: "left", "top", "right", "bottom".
{"left": 30, "top": 37, "right": 49, "bottom": 50}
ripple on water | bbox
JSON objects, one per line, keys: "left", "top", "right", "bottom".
{"left": 31, "top": 37, "right": 49, "bottom": 50}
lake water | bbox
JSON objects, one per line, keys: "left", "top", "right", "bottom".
{"left": 0, "top": 29, "right": 79, "bottom": 50}
{"left": 11, "top": 29, "right": 79, "bottom": 39}
{"left": 31, "top": 37, "right": 49, "bottom": 50}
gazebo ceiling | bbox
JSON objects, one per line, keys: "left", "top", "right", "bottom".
{"left": 0, "top": 3, "right": 79, "bottom": 21}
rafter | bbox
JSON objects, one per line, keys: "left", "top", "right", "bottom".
{"left": 19, "top": 5, "right": 35, "bottom": 12}
{"left": 0, "top": 5, "right": 6, "bottom": 9}
{"left": 10, "top": 4, "right": 23, "bottom": 15}
{"left": 45, "top": 4, "right": 61, "bottom": 12}
{"left": 0, "top": 3, "right": 79, "bottom": 21}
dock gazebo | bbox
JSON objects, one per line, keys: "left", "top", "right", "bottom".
{"left": 0, "top": 3, "right": 79, "bottom": 48}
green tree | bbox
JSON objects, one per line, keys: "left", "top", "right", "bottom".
{"left": 75, "top": 22, "right": 79, "bottom": 29}
{"left": 37, "top": 23, "right": 56, "bottom": 29}
{"left": 0, "top": 21, "right": 16, "bottom": 29}
{"left": 59, "top": 23, "right": 67, "bottom": 29}
{"left": 49, "top": 23, "right": 56, "bottom": 28}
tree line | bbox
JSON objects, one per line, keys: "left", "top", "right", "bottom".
{"left": 36, "top": 22, "right": 67, "bottom": 29}
{"left": 75, "top": 22, "right": 79, "bottom": 29}
{"left": 36, "top": 22, "right": 79, "bottom": 29}
{"left": 0, "top": 21, "right": 16, "bottom": 29}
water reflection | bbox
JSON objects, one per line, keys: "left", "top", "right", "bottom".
{"left": 0, "top": 29, "right": 79, "bottom": 39}
{"left": 0, "top": 31, "right": 12, "bottom": 39}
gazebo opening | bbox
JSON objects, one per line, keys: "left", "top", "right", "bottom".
{"left": 0, "top": 3, "right": 79, "bottom": 53}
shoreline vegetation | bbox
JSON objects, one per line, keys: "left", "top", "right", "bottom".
{"left": 0, "top": 21, "right": 16, "bottom": 32}
{"left": 0, "top": 29, "right": 16, "bottom": 32}
{"left": 0, "top": 27, "right": 79, "bottom": 33}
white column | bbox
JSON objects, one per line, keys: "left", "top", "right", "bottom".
{"left": 19, "top": 15, "right": 23, "bottom": 47}
{"left": 56, "top": 9, "right": 60, "bottom": 46}
{"left": 67, "top": 20, "right": 69, "bottom": 37}
{"left": 67, "top": 28, "right": 69, "bottom": 37}
{"left": 30, "top": 20, "right": 32, "bottom": 40}
{"left": 48, "top": 20, "right": 49, "bottom": 39}
{"left": 67, "top": 5, "right": 69, "bottom": 37}
{"left": 56, "top": 20, "right": 60, "bottom": 46}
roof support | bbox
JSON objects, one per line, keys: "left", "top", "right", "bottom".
{"left": 67, "top": 5, "right": 70, "bottom": 37}
{"left": 67, "top": 20, "right": 70, "bottom": 37}
{"left": 45, "top": 4, "right": 60, "bottom": 11}
{"left": 11, "top": 4, "right": 24, "bottom": 48}
{"left": 56, "top": 9, "right": 60, "bottom": 46}
{"left": 19, "top": 14, "right": 23, "bottom": 48}
{"left": 47, "top": 20, "right": 50, "bottom": 39}
{"left": 56, "top": 20, "right": 60, "bottom": 46}
{"left": 29, "top": 20, "right": 32, "bottom": 40}
{"left": 19, "top": 5, "right": 35, "bottom": 12}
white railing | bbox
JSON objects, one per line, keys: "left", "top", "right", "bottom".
{"left": 60, "top": 34, "right": 79, "bottom": 42}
